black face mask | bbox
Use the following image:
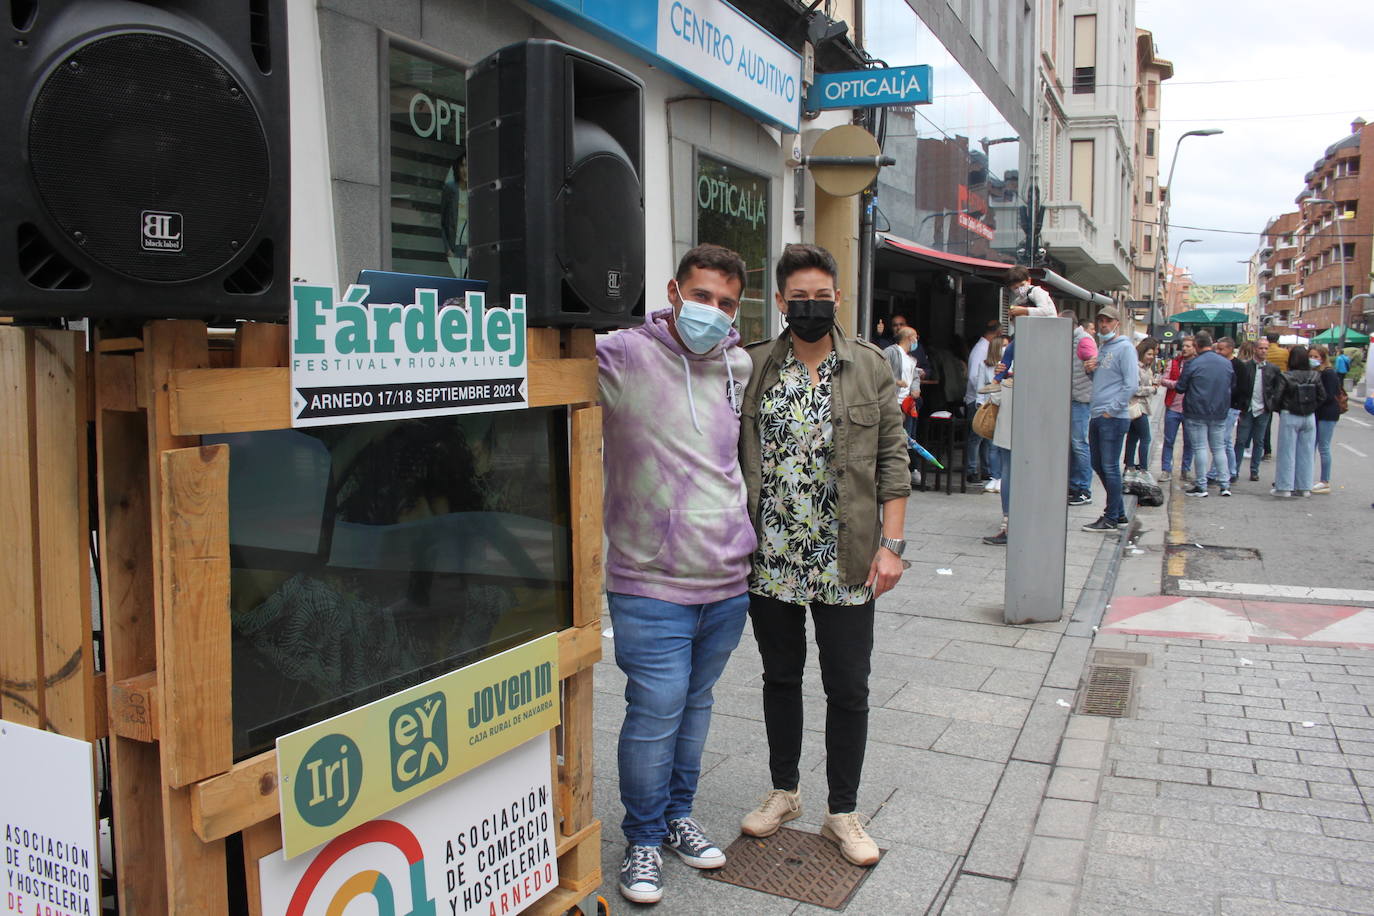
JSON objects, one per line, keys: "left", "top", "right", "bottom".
{"left": 785, "top": 299, "right": 836, "bottom": 343}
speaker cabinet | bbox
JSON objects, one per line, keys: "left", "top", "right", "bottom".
{"left": 468, "top": 40, "right": 645, "bottom": 330}
{"left": 1, "top": 0, "right": 290, "bottom": 320}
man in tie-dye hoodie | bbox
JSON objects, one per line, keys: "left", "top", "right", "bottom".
{"left": 597, "top": 244, "right": 757, "bottom": 905}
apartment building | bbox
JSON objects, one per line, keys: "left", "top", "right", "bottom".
{"left": 1034, "top": 0, "right": 1137, "bottom": 295}
{"left": 1290, "top": 118, "right": 1374, "bottom": 331}
{"left": 1129, "top": 29, "right": 1171, "bottom": 305}
{"left": 1256, "top": 211, "right": 1301, "bottom": 327}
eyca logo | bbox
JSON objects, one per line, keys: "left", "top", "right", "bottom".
{"left": 390, "top": 692, "right": 448, "bottom": 793}
{"left": 293, "top": 734, "right": 363, "bottom": 828}
{"left": 141, "top": 210, "right": 183, "bottom": 252}
{"left": 293, "top": 285, "right": 527, "bottom": 368}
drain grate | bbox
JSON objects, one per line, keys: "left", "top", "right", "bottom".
{"left": 702, "top": 827, "right": 882, "bottom": 908}
{"left": 1091, "top": 649, "right": 1150, "bottom": 667}
{"left": 1078, "top": 665, "right": 1136, "bottom": 717}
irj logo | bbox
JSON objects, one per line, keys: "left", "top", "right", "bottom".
{"left": 294, "top": 734, "right": 363, "bottom": 828}
{"left": 390, "top": 692, "right": 448, "bottom": 792}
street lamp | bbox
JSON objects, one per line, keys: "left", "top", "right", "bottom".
{"left": 1303, "top": 197, "right": 1350, "bottom": 354}
{"left": 1149, "top": 129, "right": 1224, "bottom": 336}
{"left": 1165, "top": 238, "right": 1202, "bottom": 319}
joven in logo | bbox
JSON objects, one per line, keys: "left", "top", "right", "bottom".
{"left": 390, "top": 692, "right": 448, "bottom": 792}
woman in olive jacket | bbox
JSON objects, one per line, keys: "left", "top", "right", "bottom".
{"left": 736, "top": 244, "right": 910, "bottom": 868}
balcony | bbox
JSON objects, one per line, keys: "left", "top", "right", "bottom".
{"left": 1040, "top": 201, "right": 1130, "bottom": 290}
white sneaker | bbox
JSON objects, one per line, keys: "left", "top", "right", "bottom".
{"left": 1312, "top": 481, "right": 1331, "bottom": 494}
{"left": 984, "top": 478, "right": 1001, "bottom": 493}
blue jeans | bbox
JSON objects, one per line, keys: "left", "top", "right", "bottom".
{"left": 1223, "top": 408, "right": 1240, "bottom": 479}
{"left": 1316, "top": 418, "right": 1337, "bottom": 482}
{"left": 1234, "top": 410, "right": 1271, "bottom": 475}
{"left": 1089, "top": 415, "right": 1130, "bottom": 522}
{"left": 965, "top": 401, "right": 992, "bottom": 476}
{"left": 1069, "top": 401, "right": 1092, "bottom": 494}
{"left": 1123, "top": 413, "right": 1151, "bottom": 470}
{"left": 1185, "top": 417, "right": 1229, "bottom": 486}
{"left": 1275, "top": 411, "right": 1317, "bottom": 492}
{"left": 1161, "top": 409, "right": 1193, "bottom": 472}
{"left": 608, "top": 591, "right": 749, "bottom": 846}
{"left": 994, "top": 444, "right": 1012, "bottom": 516}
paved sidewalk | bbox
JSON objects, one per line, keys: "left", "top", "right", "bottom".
{"left": 591, "top": 467, "right": 1131, "bottom": 913}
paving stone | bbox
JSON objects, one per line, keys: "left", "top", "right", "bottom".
{"left": 1207, "top": 714, "right": 1294, "bottom": 735}
{"left": 1111, "top": 760, "right": 1210, "bottom": 785}
{"left": 1108, "top": 793, "right": 1211, "bottom": 820}
{"left": 1106, "top": 741, "right": 1162, "bottom": 763}
{"left": 932, "top": 719, "right": 1020, "bottom": 763}
{"left": 1157, "top": 780, "right": 1260, "bottom": 807}
{"left": 940, "top": 874, "right": 1013, "bottom": 916}
{"left": 1099, "top": 775, "right": 1159, "bottom": 797}
{"left": 1275, "top": 877, "right": 1374, "bottom": 914}
{"left": 1063, "top": 714, "right": 1111, "bottom": 741}
{"left": 864, "top": 705, "right": 952, "bottom": 751}
{"left": 962, "top": 760, "right": 1051, "bottom": 879}
{"left": 1248, "top": 730, "right": 1342, "bottom": 752}
{"left": 1153, "top": 859, "right": 1276, "bottom": 898}
{"left": 1096, "top": 829, "right": 1216, "bottom": 864}
{"left": 1218, "top": 896, "right": 1345, "bottom": 916}
{"left": 1056, "top": 737, "right": 1106, "bottom": 769}
{"left": 1006, "top": 878, "right": 1076, "bottom": 915}
{"left": 1014, "top": 627, "right": 1063, "bottom": 653}
{"left": 1034, "top": 798, "right": 1095, "bottom": 840}
{"left": 1337, "top": 860, "right": 1374, "bottom": 888}
{"left": 1321, "top": 818, "right": 1374, "bottom": 842}
{"left": 837, "top": 743, "right": 1002, "bottom": 805}
{"left": 1082, "top": 849, "right": 1152, "bottom": 882}
{"left": 979, "top": 667, "right": 1045, "bottom": 699}
{"left": 1018, "top": 835, "right": 1086, "bottom": 883}
{"left": 1117, "top": 728, "right": 1208, "bottom": 753}
{"left": 1046, "top": 766, "right": 1101, "bottom": 803}
{"left": 1262, "top": 793, "right": 1373, "bottom": 822}
{"left": 1157, "top": 749, "right": 1257, "bottom": 773}
{"left": 1213, "top": 803, "right": 1322, "bottom": 834}
{"left": 1268, "top": 828, "right": 1374, "bottom": 864}
{"left": 1205, "top": 739, "right": 1298, "bottom": 764}
{"left": 1210, "top": 769, "right": 1310, "bottom": 797}
{"left": 1256, "top": 759, "right": 1356, "bottom": 784}
{"left": 1154, "top": 817, "right": 1272, "bottom": 850}
{"left": 1298, "top": 749, "right": 1356, "bottom": 768}
{"left": 1090, "top": 809, "right": 1155, "bottom": 835}
{"left": 1077, "top": 874, "right": 1216, "bottom": 915}
{"left": 865, "top": 786, "right": 986, "bottom": 854}
{"left": 885, "top": 682, "right": 1032, "bottom": 729}
{"left": 1310, "top": 781, "right": 1366, "bottom": 805}
{"left": 795, "top": 842, "right": 957, "bottom": 916}
{"left": 871, "top": 652, "right": 994, "bottom": 690}
{"left": 1043, "top": 634, "right": 1092, "bottom": 691}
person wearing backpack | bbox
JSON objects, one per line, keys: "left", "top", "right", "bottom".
{"left": 1311, "top": 346, "right": 1344, "bottom": 494}
{"left": 1264, "top": 344, "right": 1328, "bottom": 498}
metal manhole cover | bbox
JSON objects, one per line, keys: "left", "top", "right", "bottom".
{"left": 1091, "top": 649, "right": 1150, "bottom": 667}
{"left": 702, "top": 827, "right": 883, "bottom": 908}
{"left": 1078, "top": 665, "right": 1136, "bottom": 717}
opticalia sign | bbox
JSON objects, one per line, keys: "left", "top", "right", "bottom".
{"left": 260, "top": 735, "right": 556, "bottom": 916}
{"left": 289, "top": 274, "right": 528, "bottom": 428}
{"left": 806, "top": 64, "right": 933, "bottom": 112}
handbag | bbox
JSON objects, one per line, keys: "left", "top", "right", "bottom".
{"left": 1128, "top": 399, "right": 1146, "bottom": 420}
{"left": 971, "top": 399, "right": 999, "bottom": 439}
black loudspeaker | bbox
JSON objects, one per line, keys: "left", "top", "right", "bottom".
{"left": 1, "top": 1, "right": 290, "bottom": 320}
{"left": 468, "top": 40, "right": 645, "bottom": 330}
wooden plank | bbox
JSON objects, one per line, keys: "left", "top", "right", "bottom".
{"left": 168, "top": 358, "right": 597, "bottom": 435}
{"left": 191, "top": 623, "right": 598, "bottom": 842}
{"left": 110, "top": 671, "right": 159, "bottom": 742}
{"left": 234, "top": 322, "right": 288, "bottom": 368}
{"left": 97, "top": 353, "right": 138, "bottom": 412}
{"left": 242, "top": 816, "right": 283, "bottom": 916}
{"left": 559, "top": 668, "right": 595, "bottom": 835}
{"left": 158, "top": 445, "right": 232, "bottom": 786}
{"left": 555, "top": 819, "right": 599, "bottom": 859}
{"left": 527, "top": 327, "right": 563, "bottom": 361}
{"left": 0, "top": 328, "right": 40, "bottom": 727}
{"left": 91, "top": 672, "right": 107, "bottom": 738}
{"left": 95, "top": 347, "right": 167, "bottom": 916}
{"left": 566, "top": 328, "right": 596, "bottom": 360}
{"left": 555, "top": 822, "right": 601, "bottom": 893}
{"left": 190, "top": 751, "right": 277, "bottom": 843}
{"left": 166, "top": 784, "right": 228, "bottom": 913}
{"left": 33, "top": 329, "right": 97, "bottom": 740}
{"left": 97, "top": 336, "right": 144, "bottom": 353}
{"left": 568, "top": 406, "right": 604, "bottom": 628}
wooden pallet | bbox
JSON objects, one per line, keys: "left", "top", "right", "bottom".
{"left": 78, "top": 321, "right": 603, "bottom": 913}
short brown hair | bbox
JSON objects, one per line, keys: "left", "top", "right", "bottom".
{"left": 1004, "top": 265, "right": 1031, "bottom": 286}
{"left": 676, "top": 244, "right": 747, "bottom": 292}
{"left": 776, "top": 243, "right": 838, "bottom": 292}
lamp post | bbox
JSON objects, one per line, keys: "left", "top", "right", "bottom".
{"left": 1166, "top": 238, "right": 1202, "bottom": 321}
{"left": 1149, "top": 129, "right": 1223, "bottom": 337}
{"left": 1303, "top": 197, "right": 1350, "bottom": 354}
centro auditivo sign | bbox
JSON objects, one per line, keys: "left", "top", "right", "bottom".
{"left": 275, "top": 635, "right": 560, "bottom": 859}
{"left": 289, "top": 280, "right": 529, "bottom": 427}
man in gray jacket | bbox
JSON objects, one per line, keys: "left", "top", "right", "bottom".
{"left": 1175, "top": 331, "right": 1236, "bottom": 498}
{"left": 1083, "top": 306, "right": 1139, "bottom": 531}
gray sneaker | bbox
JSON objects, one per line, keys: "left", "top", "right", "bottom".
{"left": 618, "top": 844, "right": 663, "bottom": 904}
{"left": 665, "top": 816, "right": 726, "bottom": 868}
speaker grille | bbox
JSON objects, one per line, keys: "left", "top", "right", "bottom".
{"left": 28, "top": 32, "right": 270, "bottom": 283}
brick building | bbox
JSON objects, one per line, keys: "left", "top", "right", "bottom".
{"left": 1290, "top": 118, "right": 1374, "bottom": 331}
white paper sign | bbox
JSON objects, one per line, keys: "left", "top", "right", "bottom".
{"left": 0, "top": 720, "right": 101, "bottom": 916}
{"left": 259, "top": 734, "right": 557, "bottom": 916}
{"left": 289, "top": 280, "right": 529, "bottom": 428}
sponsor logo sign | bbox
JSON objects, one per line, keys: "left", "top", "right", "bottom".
{"left": 276, "top": 635, "right": 559, "bottom": 859}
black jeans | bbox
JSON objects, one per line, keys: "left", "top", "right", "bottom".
{"left": 748, "top": 593, "right": 875, "bottom": 813}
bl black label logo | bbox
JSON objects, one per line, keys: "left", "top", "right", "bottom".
{"left": 141, "top": 210, "right": 183, "bottom": 252}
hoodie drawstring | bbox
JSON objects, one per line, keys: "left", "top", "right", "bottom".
{"left": 681, "top": 354, "right": 703, "bottom": 434}
{"left": 725, "top": 353, "right": 738, "bottom": 413}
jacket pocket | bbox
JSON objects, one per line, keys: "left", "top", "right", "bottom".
{"left": 640, "top": 507, "right": 758, "bottom": 581}
{"left": 845, "top": 401, "right": 881, "bottom": 460}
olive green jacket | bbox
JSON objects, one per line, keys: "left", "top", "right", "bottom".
{"left": 739, "top": 329, "right": 911, "bottom": 586}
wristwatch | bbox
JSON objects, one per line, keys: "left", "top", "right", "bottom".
{"left": 880, "top": 536, "right": 906, "bottom": 557}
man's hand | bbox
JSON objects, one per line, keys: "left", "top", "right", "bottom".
{"left": 1084, "top": 357, "right": 1099, "bottom": 373}
{"left": 1009, "top": 305, "right": 1029, "bottom": 318}
{"left": 865, "top": 548, "right": 905, "bottom": 597}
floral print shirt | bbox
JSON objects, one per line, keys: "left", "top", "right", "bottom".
{"left": 749, "top": 348, "right": 873, "bottom": 606}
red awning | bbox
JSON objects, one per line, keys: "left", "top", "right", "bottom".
{"left": 878, "top": 234, "right": 1016, "bottom": 276}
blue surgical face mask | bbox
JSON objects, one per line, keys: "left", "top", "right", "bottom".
{"left": 1099, "top": 330, "right": 1117, "bottom": 342}
{"left": 674, "top": 295, "right": 734, "bottom": 354}
{"left": 1310, "top": 357, "right": 1322, "bottom": 369}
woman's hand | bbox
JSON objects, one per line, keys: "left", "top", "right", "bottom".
{"left": 866, "top": 548, "right": 905, "bottom": 597}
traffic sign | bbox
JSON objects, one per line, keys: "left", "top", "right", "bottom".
{"left": 806, "top": 64, "right": 932, "bottom": 112}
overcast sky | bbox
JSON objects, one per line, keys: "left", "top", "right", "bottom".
{"left": 1140, "top": 0, "right": 1374, "bottom": 285}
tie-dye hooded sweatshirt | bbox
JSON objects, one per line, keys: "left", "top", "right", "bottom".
{"left": 597, "top": 307, "right": 757, "bottom": 604}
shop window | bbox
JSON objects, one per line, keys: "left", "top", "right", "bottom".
{"left": 695, "top": 153, "right": 770, "bottom": 343}
{"left": 388, "top": 44, "right": 469, "bottom": 278}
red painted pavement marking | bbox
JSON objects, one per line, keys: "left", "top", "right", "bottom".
{"left": 1103, "top": 595, "right": 1374, "bottom": 648}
